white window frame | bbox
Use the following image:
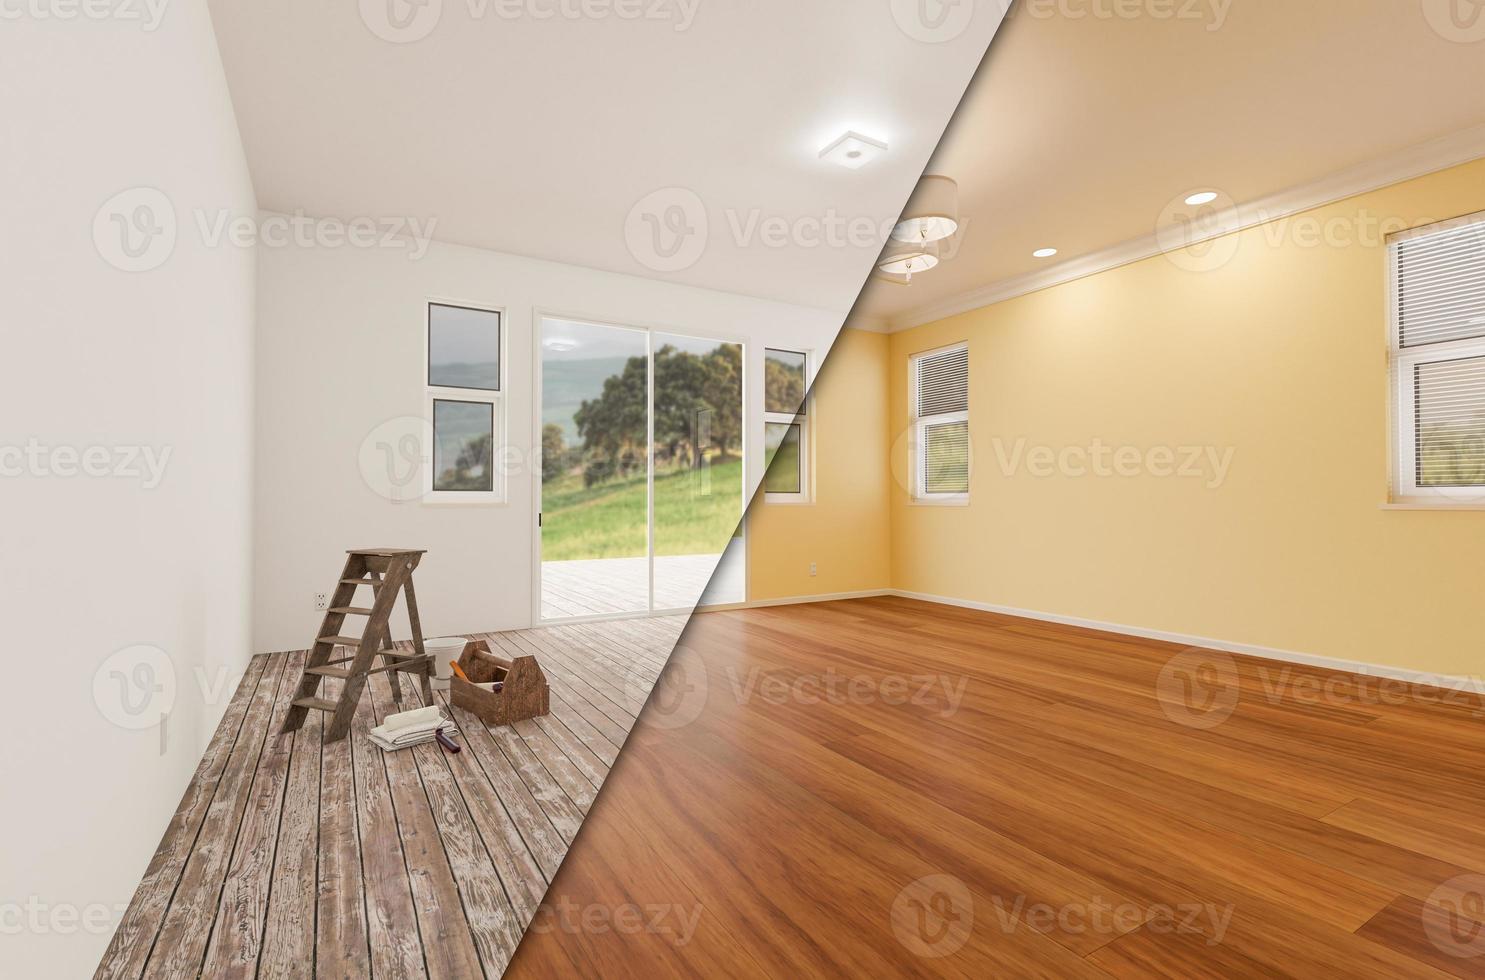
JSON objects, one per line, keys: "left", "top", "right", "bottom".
{"left": 424, "top": 299, "right": 506, "bottom": 505}
{"left": 763, "top": 347, "right": 813, "bottom": 504}
{"left": 909, "top": 341, "right": 969, "bottom": 506}
{"left": 1388, "top": 211, "right": 1485, "bottom": 506}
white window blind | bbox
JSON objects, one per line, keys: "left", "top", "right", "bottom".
{"left": 1390, "top": 211, "right": 1485, "bottom": 501}
{"left": 922, "top": 419, "right": 970, "bottom": 496}
{"left": 1414, "top": 355, "right": 1485, "bottom": 488}
{"left": 911, "top": 343, "right": 969, "bottom": 500}
{"left": 915, "top": 345, "right": 970, "bottom": 417}
{"left": 763, "top": 348, "right": 810, "bottom": 500}
{"left": 1397, "top": 220, "right": 1485, "bottom": 349}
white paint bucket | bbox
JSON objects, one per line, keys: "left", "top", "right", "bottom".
{"left": 424, "top": 636, "right": 468, "bottom": 681}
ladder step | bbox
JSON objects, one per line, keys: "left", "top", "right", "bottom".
{"left": 317, "top": 635, "right": 366, "bottom": 647}
{"left": 339, "top": 578, "right": 383, "bottom": 586}
{"left": 304, "top": 665, "right": 351, "bottom": 679}
{"left": 292, "top": 696, "right": 339, "bottom": 712}
{"left": 329, "top": 606, "right": 374, "bottom": 615}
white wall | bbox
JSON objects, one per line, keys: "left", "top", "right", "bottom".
{"left": 0, "top": 2, "right": 256, "bottom": 977}
{"left": 254, "top": 237, "right": 843, "bottom": 652}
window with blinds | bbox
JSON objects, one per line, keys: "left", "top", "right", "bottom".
{"left": 763, "top": 348, "right": 810, "bottom": 500}
{"left": 910, "top": 343, "right": 969, "bottom": 500}
{"left": 1390, "top": 211, "right": 1485, "bottom": 501}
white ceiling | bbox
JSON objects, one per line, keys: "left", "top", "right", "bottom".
{"left": 852, "top": 0, "right": 1485, "bottom": 329}
{"left": 205, "top": 0, "right": 1008, "bottom": 313}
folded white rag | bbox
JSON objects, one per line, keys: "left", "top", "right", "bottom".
{"left": 369, "top": 718, "right": 456, "bottom": 752}
{"left": 381, "top": 704, "right": 442, "bottom": 734}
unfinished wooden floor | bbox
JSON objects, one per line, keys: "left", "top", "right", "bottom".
{"left": 94, "top": 616, "right": 682, "bottom": 980}
{"left": 506, "top": 596, "right": 1485, "bottom": 978}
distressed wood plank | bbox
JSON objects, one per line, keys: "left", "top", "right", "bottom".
{"left": 202, "top": 651, "right": 306, "bottom": 978}
{"left": 142, "top": 653, "right": 291, "bottom": 978}
{"left": 312, "top": 674, "right": 371, "bottom": 980}
{"left": 95, "top": 655, "right": 270, "bottom": 980}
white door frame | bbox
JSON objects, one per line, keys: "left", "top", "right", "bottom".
{"left": 531, "top": 308, "right": 750, "bottom": 625}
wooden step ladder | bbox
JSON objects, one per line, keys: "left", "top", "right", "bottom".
{"left": 280, "top": 548, "right": 434, "bottom": 742}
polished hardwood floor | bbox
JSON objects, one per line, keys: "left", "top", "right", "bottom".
{"left": 506, "top": 596, "right": 1485, "bottom": 978}
{"left": 94, "top": 617, "right": 681, "bottom": 979}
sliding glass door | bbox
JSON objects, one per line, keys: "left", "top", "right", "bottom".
{"left": 538, "top": 317, "right": 745, "bottom": 620}
{"left": 652, "top": 333, "right": 744, "bottom": 609}
{"left": 539, "top": 319, "right": 650, "bottom": 618}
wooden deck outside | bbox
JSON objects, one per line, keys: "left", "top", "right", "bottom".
{"left": 540, "top": 553, "right": 743, "bottom": 620}
{"left": 94, "top": 616, "right": 683, "bottom": 980}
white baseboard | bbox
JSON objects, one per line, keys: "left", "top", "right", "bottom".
{"left": 886, "top": 589, "right": 1485, "bottom": 696}
{"left": 698, "top": 588, "right": 892, "bottom": 613}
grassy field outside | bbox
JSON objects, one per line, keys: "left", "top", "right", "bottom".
{"left": 541, "top": 457, "right": 743, "bottom": 561}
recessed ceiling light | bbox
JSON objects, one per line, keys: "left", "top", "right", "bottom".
{"left": 1033, "top": 248, "right": 1058, "bottom": 258}
{"left": 543, "top": 338, "right": 578, "bottom": 352}
{"left": 819, "top": 131, "right": 888, "bottom": 170}
{"left": 1185, "top": 191, "right": 1219, "bottom": 206}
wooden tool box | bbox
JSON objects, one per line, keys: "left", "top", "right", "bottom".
{"left": 450, "top": 639, "right": 550, "bottom": 726}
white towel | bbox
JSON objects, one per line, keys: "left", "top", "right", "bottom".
{"left": 381, "top": 704, "right": 441, "bottom": 734}
{"left": 369, "top": 719, "right": 456, "bottom": 752}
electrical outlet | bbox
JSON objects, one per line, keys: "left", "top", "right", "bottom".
{"left": 313, "top": 592, "right": 328, "bottom": 611}
{"left": 809, "top": 562, "right": 817, "bottom": 577}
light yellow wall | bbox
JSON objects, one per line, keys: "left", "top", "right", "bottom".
{"left": 889, "top": 158, "right": 1485, "bottom": 677}
{"left": 747, "top": 328, "right": 893, "bottom": 600}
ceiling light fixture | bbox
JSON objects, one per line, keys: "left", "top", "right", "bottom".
{"left": 1184, "top": 191, "right": 1219, "bottom": 206}
{"left": 819, "top": 131, "right": 889, "bottom": 170}
{"left": 875, "top": 238, "right": 940, "bottom": 284}
{"left": 1033, "top": 248, "right": 1058, "bottom": 258}
{"left": 543, "top": 338, "right": 579, "bottom": 352}
{"left": 891, "top": 175, "right": 959, "bottom": 244}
